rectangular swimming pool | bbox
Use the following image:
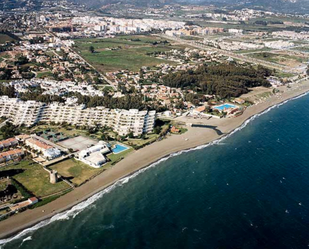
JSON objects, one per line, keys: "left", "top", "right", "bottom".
{"left": 214, "top": 104, "right": 237, "bottom": 111}
{"left": 112, "top": 144, "right": 129, "bottom": 154}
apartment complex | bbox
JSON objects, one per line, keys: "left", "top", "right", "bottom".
{"left": 0, "top": 96, "right": 156, "bottom": 136}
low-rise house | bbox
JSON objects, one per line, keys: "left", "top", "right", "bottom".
{"left": 0, "top": 149, "right": 24, "bottom": 163}
{"left": 0, "top": 138, "right": 18, "bottom": 150}
{"left": 79, "top": 141, "right": 111, "bottom": 168}
{"left": 10, "top": 197, "right": 38, "bottom": 212}
{"left": 25, "top": 138, "right": 61, "bottom": 160}
{"left": 171, "top": 126, "right": 180, "bottom": 133}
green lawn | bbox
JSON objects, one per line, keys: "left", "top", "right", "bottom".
{"left": 50, "top": 158, "right": 102, "bottom": 186}
{"left": 0, "top": 160, "right": 69, "bottom": 197}
{"left": 124, "top": 134, "right": 159, "bottom": 148}
{"left": 36, "top": 71, "right": 53, "bottom": 79}
{"left": 26, "top": 124, "right": 89, "bottom": 138}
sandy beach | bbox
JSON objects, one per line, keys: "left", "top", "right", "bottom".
{"left": 0, "top": 80, "right": 309, "bottom": 239}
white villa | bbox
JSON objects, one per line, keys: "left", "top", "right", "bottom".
{"left": 79, "top": 141, "right": 111, "bottom": 168}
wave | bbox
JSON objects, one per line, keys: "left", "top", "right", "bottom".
{"left": 0, "top": 90, "right": 308, "bottom": 247}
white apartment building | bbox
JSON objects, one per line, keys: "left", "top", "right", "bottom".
{"left": 0, "top": 96, "right": 156, "bottom": 137}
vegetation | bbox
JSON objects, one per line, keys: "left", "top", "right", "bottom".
{"left": 74, "top": 35, "right": 182, "bottom": 72}
{"left": 162, "top": 64, "right": 272, "bottom": 98}
{"left": 0, "top": 161, "right": 69, "bottom": 197}
{"left": 0, "top": 33, "right": 17, "bottom": 45}
{"left": 10, "top": 178, "right": 32, "bottom": 199}
{"left": 0, "top": 122, "right": 19, "bottom": 139}
{"left": 50, "top": 159, "right": 101, "bottom": 186}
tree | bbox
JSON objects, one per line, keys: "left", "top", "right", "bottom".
{"left": 89, "top": 46, "right": 95, "bottom": 53}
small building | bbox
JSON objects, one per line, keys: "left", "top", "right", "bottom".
{"left": 171, "top": 126, "right": 180, "bottom": 134}
{"left": 50, "top": 170, "right": 58, "bottom": 184}
{"left": 79, "top": 141, "right": 110, "bottom": 168}
{"left": 10, "top": 197, "right": 39, "bottom": 212}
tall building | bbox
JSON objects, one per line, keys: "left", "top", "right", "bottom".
{"left": 0, "top": 96, "right": 156, "bottom": 137}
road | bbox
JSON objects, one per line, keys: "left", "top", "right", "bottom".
{"left": 42, "top": 27, "right": 117, "bottom": 90}
{"left": 160, "top": 35, "right": 303, "bottom": 74}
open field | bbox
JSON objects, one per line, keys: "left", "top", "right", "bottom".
{"left": 240, "top": 87, "right": 273, "bottom": 103}
{"left": 247, "top": 52, "right": 308, "bottom": 67}
{"left": 234, "top": 48, "right": 273, "bottom": 54}
{"left": 0, "top": 34, "right": 15, "bottom": 44}
{"left": 74, "top": 35, "right": 184, "bottom": 72}
{"left": 50, "top": 159, "right": 101, "bottom": 186}
{"left": 36, "top": 71, "right": 54, "bottom": 79}
{"left": 124, "top": 133, "right": 159, "bottom": 148}
{"left": 0, "top": 161, "right": 69, "bottom": 197}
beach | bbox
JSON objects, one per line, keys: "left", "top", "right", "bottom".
{"left": 0, "top": 80, "right": 309, "bottom": 239}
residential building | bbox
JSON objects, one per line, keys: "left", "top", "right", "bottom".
{"left": 0, "top": 96, "right": 156, "bottom": 136}
{"left": 25, "top": 137, "right": 61, "bottom": 160}
{"left": 0, "top": 149, "right": 24, "bottom": 163}
{"left": 0, "top": 138, "right": 18, "bottom": 150}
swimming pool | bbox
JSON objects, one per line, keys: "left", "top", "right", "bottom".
{"left": 214, "top": 103, "right": 237, "bottom": 111}
{"left": 112, "top": 144, "right": 129, "bottom": 154}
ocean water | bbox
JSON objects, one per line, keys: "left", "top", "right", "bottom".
{"left": 2, "top": 93, "right": 309, "bottom": 249}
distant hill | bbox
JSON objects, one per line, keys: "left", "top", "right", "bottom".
{"left": 70, "top": 0, "right": 309, "bottom": 14}
{"left": 1, "top": 0, "right": 309, "bottom": 14}
{"left": 70, "top": 0, "right": 172, "bottom": 7}
{"left": 198, "top": 0, "right": 309, "bottom": 13}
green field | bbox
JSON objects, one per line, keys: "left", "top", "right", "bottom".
{"left": 36, "top": 71, "right": 54, "bottom": 79}
{"left": 0, "top": 160, "right": 69, "bottom": 197}
{"left": 124, "top": 134, "right": 159, "bottom": 148}
{"left": 50, "top": 158, "right": 101, "bottom": 186}
{"left": 0, "top": 34, "right": 15, "bottom": 44}
{"left": 74, "top": 35, "right": 183, "bottom": 72}
{"left": 247, "top": 52, "right": 308, "bottom": 66}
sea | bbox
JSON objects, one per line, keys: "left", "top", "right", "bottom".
{"left": 2, "top": 92, "right": 309, "bottom": 249}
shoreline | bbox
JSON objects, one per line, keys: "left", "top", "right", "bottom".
{"left": 1, "top": 81, "right": 309, "bottom": 241}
